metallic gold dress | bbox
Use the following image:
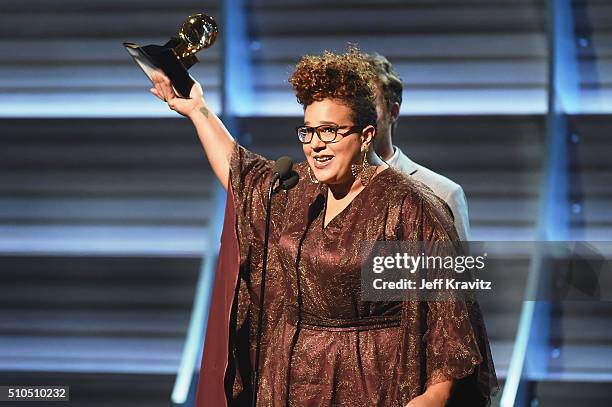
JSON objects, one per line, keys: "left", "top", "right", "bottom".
{"left": 196, "top": 142, "right": 498, "bottom": 407}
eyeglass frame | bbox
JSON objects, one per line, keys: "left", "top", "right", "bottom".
{"left": 295, "top": 124, "right": 364, "bottom": 144}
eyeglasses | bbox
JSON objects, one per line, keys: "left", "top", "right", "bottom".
{"left": 295, "top": 124, "right": 363, "bottom": 144}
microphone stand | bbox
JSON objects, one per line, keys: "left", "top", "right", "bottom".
{"left": 251, "top": 173, "right": 279, "bottom": 407}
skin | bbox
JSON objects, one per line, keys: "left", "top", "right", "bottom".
{"left": 302, "top": 99, "right": 386, "bottom": 227}
{"left": 150, "top": 71, "right": 234, "bottom": 189}
{"left": 150, "top": 72, "right": 451, "bottom": 406}
{"left": 373, "top": 85, "right": 401, "bottom": 162}
{"left": 405, "top": 381, "right": 452, "bottom": 407}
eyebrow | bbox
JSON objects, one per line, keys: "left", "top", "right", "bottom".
{"left": 303, "top": 120, "right": 339, "bottom": 126}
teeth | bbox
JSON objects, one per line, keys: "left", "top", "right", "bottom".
{"left": 315, "top": 156, "right": 333, "bottom": 162}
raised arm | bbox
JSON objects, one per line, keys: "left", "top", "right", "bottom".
{"left": 150, "top": 72, "right": 234, "bottom": 190}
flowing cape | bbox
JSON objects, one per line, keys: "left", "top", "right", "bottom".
{"left": 195, "top": 184, "right": 240, "bottom": 407}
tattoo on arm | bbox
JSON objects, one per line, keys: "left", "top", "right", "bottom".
{"left": 200, "top": 106, "right": 209, "bottom": 118}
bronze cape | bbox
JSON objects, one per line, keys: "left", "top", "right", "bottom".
{"left": 196, "top": 142, "right": 498, "bottom": 406}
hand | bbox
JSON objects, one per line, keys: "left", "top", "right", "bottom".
{"left": 405, "top": 392, "right": 444, "bottom": 407}
{"left": 405, "top": 380, "right": 452, "bottom": 407}
{"left": 149, "top": 71, "right": 206, "bottom": 119}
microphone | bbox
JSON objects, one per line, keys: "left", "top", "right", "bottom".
{"left": 252, "top": 156, "right": 299, "bottom": 407}
{"left": 273, "top": 156, "right": 293, "bottom": 181}
{"left": 272, "top": 156, "right": 299, "bottom": 194}
{"left": 278, "top": 171, "right": 299, "bottom": 191}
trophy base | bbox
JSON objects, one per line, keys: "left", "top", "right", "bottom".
{"left": 123, "top": 42, "right": 194, "bottom": 98}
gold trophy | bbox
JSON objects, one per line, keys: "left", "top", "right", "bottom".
{"left": 123, "top": 13, "right": 218, "bottom": 98}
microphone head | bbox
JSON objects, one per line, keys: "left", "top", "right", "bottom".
{"left": 278, "top": 171, "right": 299, "bottom": 190}
{"left": 274, "top": 156, "right": 293, "bottom": 180}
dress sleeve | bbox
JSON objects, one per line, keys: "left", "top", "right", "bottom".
{"left": 227, "top": 140, "right": 275, "bottom": 258}
{"left": 400, "top": 188, "right": 499, "bottom": 405}
{"left": 222, "top": 141, "right": 276, "bottom": 400}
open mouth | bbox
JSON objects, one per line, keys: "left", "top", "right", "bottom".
{"left": 313, "top": 155, "right": 334, "bottom": 169}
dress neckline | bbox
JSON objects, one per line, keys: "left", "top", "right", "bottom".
{"left": 321, "top": 165, "right": 391, "bottom": 230}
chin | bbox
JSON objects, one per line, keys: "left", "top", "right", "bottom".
{"left": 314, "top": 169, "right": 352, "bottom": 186}
{"left": 313, "top": 170, "right": 335, "bottom": 184}
{"left": 310, "top": 159, "right": 350, "bottom": 185}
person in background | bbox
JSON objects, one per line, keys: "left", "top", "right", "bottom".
{"left": 366, "top": 53, "right": 471, "bottom": 241}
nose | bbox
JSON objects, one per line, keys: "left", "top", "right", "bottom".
{"left": 310, "top": 131, "right": 326, "bottom": 152}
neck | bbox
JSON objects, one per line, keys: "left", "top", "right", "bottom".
{"left": 328, "top": 150, "right": 387, "bottom": 199}
{"left": 375, "top": 131, "right": 394, "bottom": 162}
{"left": 328, "top": 176, "right": 361, "bottom": 199}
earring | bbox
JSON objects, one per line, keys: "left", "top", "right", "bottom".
{"left": 307, "top": 165, "right": 319, "bottom": 184}
{"left": 350, "top": 161, "right": 359, "bottom": 179}
{"left": 351, "top": 152, "right": 376, "bottom": 186}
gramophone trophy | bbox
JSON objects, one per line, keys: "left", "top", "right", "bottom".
{"left": 123, "top": 13, "right": 218, "bottom": 98}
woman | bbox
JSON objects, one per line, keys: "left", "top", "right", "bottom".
{"left": 150, "top": 49, "right": 497, "bottom": 406}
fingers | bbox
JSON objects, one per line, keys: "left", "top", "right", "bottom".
{"left": 151, "top": 89, "right": 177, "bottom": 111}
{"left": 149, "top": 72, "right": 204, "bottom": 117}
{"left": 150, "top": 71, "right": 177, "bottom": 102}
{"left": 150, "top": 87, "right": 164, "bottom": 101}
{"left": 155, "top": 77, "right": 171, "bottom": 102}
{"left": 150, "top": 72, "right": 167, "bottom": 101}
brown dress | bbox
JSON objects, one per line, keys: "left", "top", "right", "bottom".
{"left": 196, "top": 141, "right": 498, "bottom": 407}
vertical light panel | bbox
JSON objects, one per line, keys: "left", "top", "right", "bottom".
{"left": 501, "top": 1, "right": 577, "bottom": 406}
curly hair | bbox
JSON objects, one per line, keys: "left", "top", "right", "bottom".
{"left": 365, "top": 53, "right": 403, "bottom": 110}
{"left": 289, "top": 48, "right": 377, "bottom": 129}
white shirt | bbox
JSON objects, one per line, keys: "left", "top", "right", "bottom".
{"left": 385, "top": 145, "right": 470, "bottom": 241}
